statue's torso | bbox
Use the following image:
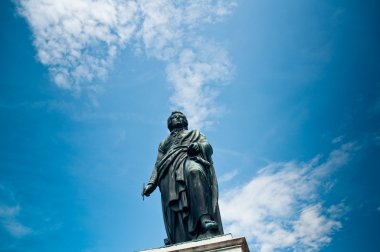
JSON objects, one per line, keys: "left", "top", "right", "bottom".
{"left": 161, "top": 129, "right": 188, "bottom": 154}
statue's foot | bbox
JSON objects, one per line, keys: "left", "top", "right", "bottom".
{"left": 202, "top": 220, "right": 219, "bottom": 231}
{"left": 200, "top": 215, "right": 219, "bottom": 232}
{"left": 196, "top": 215, "right": 219, "bottom": 241}
{"left": 164, "top": 238, "right": 171, "bottom": 245}
{"left": 197, "top": 220, "right": 219, "bottom": 240}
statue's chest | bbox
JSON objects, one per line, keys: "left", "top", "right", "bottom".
{"left": 164, "top": 131, "right": 187, "bottom": 151}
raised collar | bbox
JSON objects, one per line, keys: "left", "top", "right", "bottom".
{"left": 170, "top": 128, "right": 186, "bottom": 136}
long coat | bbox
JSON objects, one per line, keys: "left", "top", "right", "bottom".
{"left": 148, "top": 129, "right": 223, "bottom": 244}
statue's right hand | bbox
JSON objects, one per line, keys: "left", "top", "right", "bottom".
{"left": 188, "top": 142, "right": 200, "bottom": 156}
{"left": 143, "top": 184, "right": 155, "bottom": 197}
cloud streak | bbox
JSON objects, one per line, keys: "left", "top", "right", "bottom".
{"left": 0, "top": 186, "right": 32, "bottom": 238}
{"left": 219, "top": 143, "right": 356, "bottom": 252}
{"left": 17, "top": 0, "right": 138, "bottom": 90}
{"left": 16, "top": 0, "right": 236, "bottom": 128}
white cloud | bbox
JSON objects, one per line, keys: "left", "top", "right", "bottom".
{"left": 135, "top": 0, "right": 235, "bottom": 127}
{"left": 2, "top": 219, "right": 32, "bottom": 238}
{"left": 219, "top": 143, "right": 356, "bottom": 252}
{"left": 16, "top": 0, "right": 236, "bottom": 128}
{"left": 332, "top": 135, "right": 344, "bottom": 144}
{"left": 219, "top": 169, "right": 239, "bottom": 183}
{"left": 0, "top": 205, "right": 20, "bottom": 218}
{"left": 166, "top": 41, "right": 233, "bottom": 128}
{"left": 17, "top": 0, "right": 138, "bottom": 91}
{"left": 0, "top": 187, "right": 32, "bottom": 238}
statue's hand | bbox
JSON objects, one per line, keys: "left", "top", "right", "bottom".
{"left": 188, "top": 143, "right": 200, "bottom": 156}
{"left": 142, "top": 184, "right": 155, "bottom": 197}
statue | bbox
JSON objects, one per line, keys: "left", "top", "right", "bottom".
{"left": 142, "top": 111, "right": 224, "bottom": 244}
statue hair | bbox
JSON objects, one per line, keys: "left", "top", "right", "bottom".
{"left": 167, "top": 111, "right": 188, "bottom": 132}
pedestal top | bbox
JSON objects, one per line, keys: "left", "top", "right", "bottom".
{"left": 137, "top": 234, "right": 250, "bottom": 252}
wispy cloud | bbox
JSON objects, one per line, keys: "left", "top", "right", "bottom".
{"left": 16, "top": 0, "right": 236, "bottom": 128}
{"left": 0, "top": 186, "right": 32, "bottom": 238}
{"left": 166, "top": 40, "right": 233, "bottom": 127}
{"left": 332, "top": 135, "right": 344, "bottom": 144}
{"left": 0, "top": 205, "right": 20, "bottom": 218}
{"left": 2, "top": 217, "right": 32, "bottom": 238}
{"left": 219, "top": 169, "right": 239, "bottom": 184}
{"left": 219, "top": 143, "right": 356, "bottom": 252}
{"left": 16, "top": 0, "right": 138, "bottom": 90}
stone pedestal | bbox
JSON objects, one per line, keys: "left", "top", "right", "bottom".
{"left": 137, "top": 234, "right": 250, "bottom": 252}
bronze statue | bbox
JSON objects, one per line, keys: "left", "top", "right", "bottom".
{"left": 142, "top": 111, "right": 223, "bottom": 244}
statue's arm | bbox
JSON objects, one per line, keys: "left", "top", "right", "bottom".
{"left": 143, "top": 141, "right": 165, "bottom": 196}
{"left": 197, "top": 132, "right": 213, "bottom": 160}
{"left": 187, "top": 131, "right": 213, "bottom": 165}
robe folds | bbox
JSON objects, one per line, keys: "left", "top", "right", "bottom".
{"left": 148, "top": 129, "right": 223, "bottom": 244}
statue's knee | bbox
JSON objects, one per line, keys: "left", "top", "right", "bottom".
{"left": 188, "top": 168, "right": 201, "bottom": 177}
{"left": 187, "top": 161, "right": 205, "bottom": 177}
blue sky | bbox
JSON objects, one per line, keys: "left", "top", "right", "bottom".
{"left": 0, "top": 0, "right": 379, "bottom": 251}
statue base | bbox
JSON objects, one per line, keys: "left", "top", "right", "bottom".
{"left": 137, "top": 234, "right": 250, "bottom": 252}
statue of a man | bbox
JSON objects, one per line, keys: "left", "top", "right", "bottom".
{"left": 142, "top": 111, "right": 224, "bottom": 244}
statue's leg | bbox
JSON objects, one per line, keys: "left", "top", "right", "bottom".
{"left": 185, "top": 159, "right": 217, "bottom": 237}
{"left": 160, "top": 169, "right": 191, "bottom": 244}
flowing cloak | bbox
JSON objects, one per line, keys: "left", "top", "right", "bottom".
{"left": 148, "top": 129, "right": 223, "bottom": 243}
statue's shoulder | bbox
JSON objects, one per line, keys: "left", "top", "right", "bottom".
{"left": 158, "top": 137, "right": 169, "bottom": 152}
{"left": 192, "top": 129, "right": 207, "bottom": 137}
{"left": 187, "top": 129, "right": 208, "bottom": 141}
{"left": 188, "top": 129, "right": 201, "bottom": 135}
{"left": 159, "top": 138, "right": 166, "bottom": 146}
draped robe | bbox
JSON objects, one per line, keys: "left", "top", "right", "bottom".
{"left": 147, "top": 129, "right": 223, "bottom": 244}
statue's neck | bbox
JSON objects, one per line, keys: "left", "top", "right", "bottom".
{"left": 170, "top": 127, "right": 187, "bottom": 134}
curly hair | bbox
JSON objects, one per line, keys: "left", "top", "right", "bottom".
{"left": 167, "top": 111, "right": 188, "bottom": 132}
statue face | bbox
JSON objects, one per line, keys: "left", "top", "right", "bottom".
{"left": 169, "top": 113, "right": 186, "bottom": 129}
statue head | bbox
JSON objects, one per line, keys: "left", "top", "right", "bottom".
{"left": 167, "top": 111, "right": 188, "bottom": 132}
